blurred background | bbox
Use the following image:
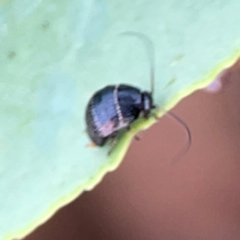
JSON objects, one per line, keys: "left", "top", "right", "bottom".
{"left": 26, "top": 61, "right": 240, "bottom": 240}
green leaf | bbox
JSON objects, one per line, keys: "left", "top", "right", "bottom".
{"left": 0, "top": 0, "right": 239, "bottom": 239}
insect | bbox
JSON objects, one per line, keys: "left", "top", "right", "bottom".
{"left": 85, "top": 32, "right": 191, "bottom": 159}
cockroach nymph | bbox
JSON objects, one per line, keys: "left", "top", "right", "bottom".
{"left": 85, "top": 32, "right": 191, "bottom": 159}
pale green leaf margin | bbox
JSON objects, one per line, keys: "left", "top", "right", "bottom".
{"left": 5, "top": 52, "right": 240, "bottom": 240}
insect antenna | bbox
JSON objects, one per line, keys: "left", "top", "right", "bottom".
{"left": 118, "top": 31, "right": 155, "bottom": 95}
{"left": 157, "top": 108, "right": 192, "bottom": 165}
{"left": 119, "top": 31, "right": 191, "bottom": 163}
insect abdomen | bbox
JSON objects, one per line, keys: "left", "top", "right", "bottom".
{"left": 85, "top": 86, "right": 119, "bottom": 146}
{"left": 86, "top": 100, "right": 107, "bottom": 146}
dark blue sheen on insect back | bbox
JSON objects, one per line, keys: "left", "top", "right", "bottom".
{"left": 117, "top": 85, "right": 143, "bottom": 122}
{"left": 85, "top": 84, "right": 150, "bottom": 146}
{"left": 86, "top": 86, "right": 118, "bottom": 146}
{"left": 91, "top": 86, "right": 119, "bottom": 130}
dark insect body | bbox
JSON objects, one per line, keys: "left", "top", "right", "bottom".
{"left": 85, "top": 31, "right": 191, "bottom": 161}
{"left": 85, "top": 84, "right": 155, "bottom": 146}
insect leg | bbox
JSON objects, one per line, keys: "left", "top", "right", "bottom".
{"left": 126, "top": 126, "right": 140, "bottom": 141}
{"left": 86, "top": 142, "right": 97, "bottom": 148}
{"left": 107, "top": 133, "right": 118, "bottom": 155}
